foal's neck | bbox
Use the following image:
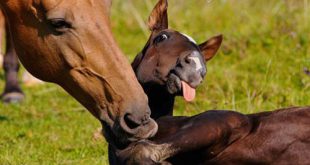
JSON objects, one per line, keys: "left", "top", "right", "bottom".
{"left": 142, "top": 84, "right": 175, "bottom": 120}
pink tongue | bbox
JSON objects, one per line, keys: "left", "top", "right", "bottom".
{"left": 181, "top": 81, "right": 196, "bottom": 102}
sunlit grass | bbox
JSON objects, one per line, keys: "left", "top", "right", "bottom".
{"left": 0, "top": 0, "right": 309, "bottom": 164}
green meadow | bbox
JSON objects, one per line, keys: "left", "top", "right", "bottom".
{"left": 0, "top": 0, "right": 309, "bottom": 164}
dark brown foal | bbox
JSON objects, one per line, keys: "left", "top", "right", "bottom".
{"left": 131, "top": 0, "right": 222, "bottom": 120}
{"left": 108, "top": 0, "right": 221, "bottom": 163}
{"left": 110, "top": 1, "right": 310, "bottom": 164}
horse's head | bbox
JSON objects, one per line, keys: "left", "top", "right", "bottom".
{"left": 132, "top": 0, "right": 222, "bottom": 102}
{"left": 0, "top": 0, "right": 157, "bottom": 145}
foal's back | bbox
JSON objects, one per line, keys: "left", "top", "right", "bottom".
{"left": 152, "top": 107, "right": 310, "bottom": 165}
{"left": 208, "top": 107, "right": 310, "bottom": 165}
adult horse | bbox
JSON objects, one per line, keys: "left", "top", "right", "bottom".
{"left": 0, "top": 0, "right": 157, "bottom": 146}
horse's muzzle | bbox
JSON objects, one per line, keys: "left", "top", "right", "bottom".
{"left": 118, "top": 109, "right": 158, "bottom": 143}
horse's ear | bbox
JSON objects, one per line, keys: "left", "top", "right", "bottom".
{"left": 148, "top": 0, "right": 168, "bottom": 32}
{"left": 199, "top": 35, "right": 223, "bottom": 62}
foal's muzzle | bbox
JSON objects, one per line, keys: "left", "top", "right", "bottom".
{"left": 167, "top": 51, "right": 206, "bottom": 94}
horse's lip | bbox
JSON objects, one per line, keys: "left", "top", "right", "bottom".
{"left": 127, "top": 118, "right": 158, "bottom": 141}
{"left": 119, "top": 114, "right": 158, "bottom": 140}
{"left": 101, "top": 117, "right": 158, "bottom": 148}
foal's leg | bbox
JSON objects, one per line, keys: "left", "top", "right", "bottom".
{"left": 116, "top": 116, "right": 216, "bottom": 164}
{"left": 1, "top": 24, "right": 24, "bottom": 103}
{"left": 118, "top": 112, "right": 250, "bottom": 164}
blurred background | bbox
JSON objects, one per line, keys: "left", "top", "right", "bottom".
{"left": 0, "top": 0, "right": 309, "bottom": 164}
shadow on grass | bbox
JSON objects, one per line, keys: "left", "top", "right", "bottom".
{"left": 304, "top": 68, "right": 310, "bottom": 76}
{"left": 0, "top": 115, "right": 9, "bottom": 121}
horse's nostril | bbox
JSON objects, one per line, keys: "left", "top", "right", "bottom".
{"left": 185, "top": 57, "right": 191, "bottom": 64}
{"left": 124, "top": 114, "right": 141, "bottom": 129}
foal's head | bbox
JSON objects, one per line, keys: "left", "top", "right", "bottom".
{"left": 132, "top": 0, "right": 222, "bottom": 101}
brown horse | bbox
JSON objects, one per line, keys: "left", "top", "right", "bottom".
{"left": 131, "top": 0, "right": 222, "bottom": 119}
{"left": 0, "top": 0, "right": 157, "bottom": 146}
{"left": 111, "top": 0, "right": 310, "bottom": 164}
{"left": 0, "top": 1, "right": 112, "bottom": 104}
{"left": 0, "top": 0, "right": 111, "bottom": 104}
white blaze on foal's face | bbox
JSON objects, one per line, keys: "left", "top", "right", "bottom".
{"left": 188, "top": 55, "right": 203, "bottom": 71}
{"left": 181, "top": 34, "right": 203, "bottom": 71}
{"left": 181, "top": 33, "right": 197, "bottom": 44}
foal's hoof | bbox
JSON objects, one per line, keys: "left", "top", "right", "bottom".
{"left": 1, "top": 92, "right": 25, "bottom": 104}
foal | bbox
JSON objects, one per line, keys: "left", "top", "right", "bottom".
{"left": 108, "top": 0, "right": 221, "bottom": 163}
{"left": 131, "top": 0, "right": 222, "bottom": 119}
{"left": 112, "top": 0, "right": 310, "bottom": 164}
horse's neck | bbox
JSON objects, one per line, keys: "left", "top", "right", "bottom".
{"left": 142, "top": 84, "right": 175, "bottom": 120}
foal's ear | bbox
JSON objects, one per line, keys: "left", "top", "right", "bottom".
{"left": 199, "top": 35, "right": 223, "bottom": 62}
{"left": 148, "top": 0, "right": 168, "bottom": 32}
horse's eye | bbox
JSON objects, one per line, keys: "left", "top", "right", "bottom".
{"left": 48, "top": 18, "right": 72, "bottom": 33}
{"left": 154, "top": 34, "right": 169, "bottom": 44}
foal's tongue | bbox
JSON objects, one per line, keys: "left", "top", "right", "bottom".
{"left": 181, "top": 81, "right": 196, "bottom": 102}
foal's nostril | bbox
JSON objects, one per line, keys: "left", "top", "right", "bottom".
{"left": 185, "top": 57, "right": 191, "bottom": 64}
{"left": 175, "top": 63, "right": 183, "bottom": 69}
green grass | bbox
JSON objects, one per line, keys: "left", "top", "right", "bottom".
{"left": 0, "top": 0, "right": 309, "bottom": 164}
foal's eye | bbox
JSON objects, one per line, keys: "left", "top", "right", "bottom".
{"left": 48, "top": 18, "right": 72, "bottom": 33}
{"left": 154, "top": 34, "right": 169, "bottom": 44}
